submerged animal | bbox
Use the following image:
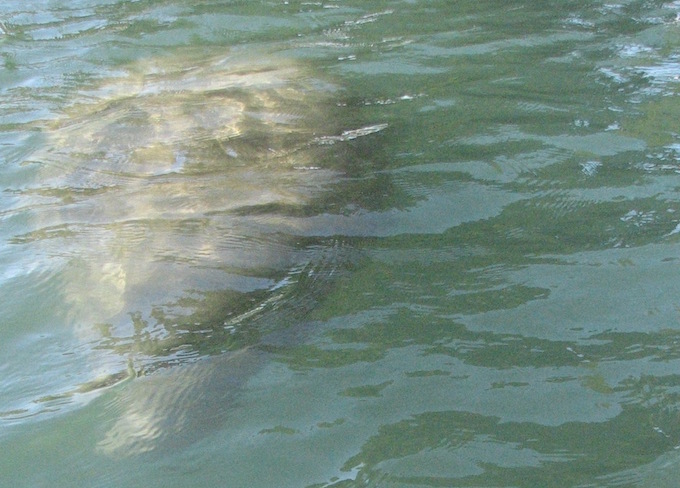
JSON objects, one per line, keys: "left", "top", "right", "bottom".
{"left": 6, "top": 46, "right": 385, "bottom": 453}
{"left": 96, "top": 347, "right": 264, "bottom": 456}
{"left": 19, "top": 47, "right": 334, "bottom": 347}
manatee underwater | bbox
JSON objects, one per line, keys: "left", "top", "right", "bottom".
{"left": 6, "top": 46, "right": 386, "bottom": 456}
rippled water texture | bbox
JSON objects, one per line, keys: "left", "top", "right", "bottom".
{"left": 4, "top": 1, "right": 680, "bottom": 487}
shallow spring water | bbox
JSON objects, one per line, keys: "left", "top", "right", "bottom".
{"left": 3, "top": 1, "right": 680, "bottom": 487}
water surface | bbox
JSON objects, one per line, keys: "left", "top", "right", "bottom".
{"left": 3, "top": 1, "right": 680, "bottom": 487}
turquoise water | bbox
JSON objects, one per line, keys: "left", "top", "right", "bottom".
{"left": 3, "top": 1, "right": 680, "bottom": 486}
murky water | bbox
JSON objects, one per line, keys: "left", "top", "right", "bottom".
{"left": 3, "top": 1, "right": 680, "bottom": 486}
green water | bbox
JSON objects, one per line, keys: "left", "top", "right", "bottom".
{"left": 3, "top": 1, "right": 680, "bottom": 487}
